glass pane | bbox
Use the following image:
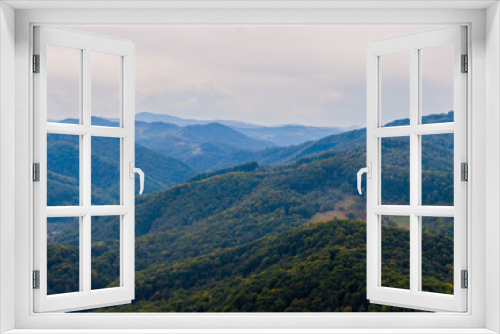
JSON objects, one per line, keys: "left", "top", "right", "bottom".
{"left": 381, "top": 51, "right": 410, "bottom": 127}
{"left": 91, "top": 52, "right": 121, "bottom": 126}
{"left": 421, "top": 134, "right": 454, "bottom": 206}
{"left": 47, "top": 133, "right": 80, "bottom": 206}
{"left": 47, "top": 217, "right": 80, "bottom": 295}
{"left": 91, "top": 137, "right": 121, "bottom": 205}
{"left": 421, "top": 217, "right": 454, "bottom": 294}
{"left": 381, "top": 216, "right": 410, "bottom": 289}
{"left": 47, "top": 44, "right": 81, "bottom": 123}
{"left": 421, "top": 45, "right": 454, "bottom": 124}
{"left": 91, "top": 216, "right": 120, "bottom": 290}
{"left": 381, "top": 137, "right": 410, "bottom": 205}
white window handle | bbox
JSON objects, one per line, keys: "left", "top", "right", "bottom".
{"left": 129, "top": 162, "right": 145, "bottom": 195}
{"left": 357, "top": 162, "right": 371, "bottom": 195}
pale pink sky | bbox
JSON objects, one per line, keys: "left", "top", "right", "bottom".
{"left": 48, "top": 25, "right": 452, "bottom": 127}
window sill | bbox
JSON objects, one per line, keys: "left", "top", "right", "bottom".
{"left": 4, "top": 330, "right": 498, "bottom": 334}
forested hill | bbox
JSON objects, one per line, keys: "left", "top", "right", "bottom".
{"left": 49, "top": 218, "right": 453, "bottom": 312}
{"left": 52, "top": 133, "right": 453, "bottom": 264}
{"left": 94, "top": 218, "right": 452, "bottom": 312}
{"left": 61, "top": 136, "right": 451, "bottom": 251}
{"left": 46, "top": 112, "right": 455, "bottom": 312}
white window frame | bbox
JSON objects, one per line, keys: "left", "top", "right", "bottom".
{"left": 1, "top": 1, "right": 499, "bottom": 333}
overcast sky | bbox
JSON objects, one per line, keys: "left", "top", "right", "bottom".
{"left": 49, "top": 25, "right": 452, "bottom": 127}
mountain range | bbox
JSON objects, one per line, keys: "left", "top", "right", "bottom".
{"left": 54, "top": 114, "right": 357, "bottom": 176}
{"left": 178, "top": 112, "right": 453, "bottom": 172}
{"left": 48, "top": 111, "right": 453, "bottom": 205}
{"left": 113, "top": 114, "right": 356, "bottom": 172}
{"left": 133, "top": 120, "right": 274, "bottom": 171}
{"left": 48, "top": 110, "right": 453, "bottom": 203}
{"left": 134, "top": 112, "right": 356, "bottom": 146}
{"left": 47, "top": 112, "right": 454, "bottom": 312}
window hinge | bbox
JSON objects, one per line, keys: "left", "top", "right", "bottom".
{"left": 33, "top": 163, "right": 40, "bottom": 182}
{"left": 33, "top": 270, "right": 40, "bottom": 289}
{"left": 33, "top": 54, "right": 40, "bottom": 73}
{"left": 461, "top": 54, "right": 468, "bottom": 73}
{"left": 461, "top": 270, "right": 468, "bottom": 289}
{"left": 461, "top": 162, "right": 468, "bottom": 181}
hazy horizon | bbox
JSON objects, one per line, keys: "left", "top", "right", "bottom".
{"left": 48, "top": 25, "right": 452, "bottom": 128}
{"left": 51, "top": 110, "right": 454, "bottom": 129}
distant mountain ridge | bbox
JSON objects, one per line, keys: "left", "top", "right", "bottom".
{"left": 60, "top": 116, "right": 276, "bottom": 172}
{"left": 131, "top": 112, "right": 452, "bottom": 172}
{"left": 199, "top": 111, "right": 454, "bottom": 171}
{"left": 134, "top": 112, "right": 257, "bottom": 128}
{"left": 135, "top": 120, "right": 275, "bottom": 154}
{"left": 135, "top": 112, "right": 357, "bottom": 146}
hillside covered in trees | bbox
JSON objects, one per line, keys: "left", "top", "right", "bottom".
{"left": 46, "top": 112, "right": 455, "bottom": 312}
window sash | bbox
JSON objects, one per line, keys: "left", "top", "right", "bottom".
{"left": 366, "top": 26, "right": 468, "bottom": 312}
{"left": 33, "top": 26, "right": 136, "bottom": 313}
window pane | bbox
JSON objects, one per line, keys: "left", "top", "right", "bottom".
{"left": 92, "top": 216, "right": 121, "bottom": 290}
{"left": 47, "top": 44, "right": 81, "bottom": 123}
{"left": 421, "top": 45, "right": 454, "bottom": 124}
{"left": 381, "top": 137, "right": 410, "bottom": 205}
{"left": 47, "top": 217, "right": 80, "bottom": 295}
{"left": 91, "top": 52, "right": 121, "bottom": 126}
{"left": 381, "top": 52, "right": 410, "bottom": 127}
{"left": 421, "top": 134, "right": 454, "bottom": 206}
{"left": 381, "top": 216, "right": 410, "bottom": 290}
{"left": 421, "top": 217, "right": 454, "bottom": 294}
{"left": 91, "top": 137, "right": 121, "bottom": 205}
{"left": 47, "top": 133, "right": 80, "bottom": 206}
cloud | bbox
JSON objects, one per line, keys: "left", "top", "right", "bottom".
{"left": 58, "top": 25, "right": 446, "bottom": 127}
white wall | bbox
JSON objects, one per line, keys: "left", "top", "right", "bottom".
{"left": 0, "top": 2, "right": 16, "bottom": 333}
{"left": 486, "top": 2, "right": 500, "bottom": 333}
{"left": 6, "top": 5, "right": 492, "bottom": 331}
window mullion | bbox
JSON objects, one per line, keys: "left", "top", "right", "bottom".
{"left": 82, "top": 214, "right": 91, "bottom": 293}
{"left": 82, "top": 47, "right": 92, "bottom": 293}
{"left": 78, "top": 48, "right": 84, "bottom": 293}
{"left": 82, "top": 47, "right": 91, "bottom": 209}
{"left": 409, "top": 47, "right": 420, "bottom": 294}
